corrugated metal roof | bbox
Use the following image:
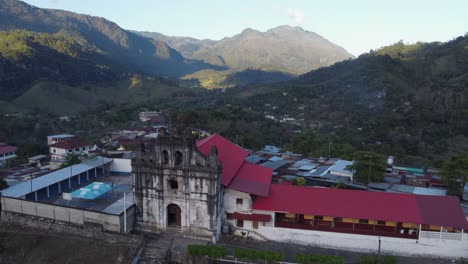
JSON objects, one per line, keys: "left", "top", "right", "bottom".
{"left": 302, "top": 165, "right": 332, "bottom": 177}
{"left": 388, "top": 184, "right": 415, "bottom": 194}
{"left": 290, "top": 159, "right": 312, "bottom": 169}
{"left": 102, "top": 193, "right": 134, "bottom": 215}
{"left": 269, "top": 156, "right": 284, "bottom": 162}
{"left": 245, "top": 155, "right": 264, "bottom": 164}
{"left": 259, "top": 160, "right": 289, "bottom": 170}
{"left": 329, "top": 160, "right": 354, "bottom": 176}
{"left": 412, "top": 187, "right": 447, "bottom": 196}
{"left": 0, "top": 157, "right": 112, "bottom": 198}
{"left": 367, "top": 182, "right": 392, "bottom": 190}
{"left": 298, "top": 163, "right": 319, "bottom": 171}
{"left": 253, "top": 184, "right": 468, "bottom": 229}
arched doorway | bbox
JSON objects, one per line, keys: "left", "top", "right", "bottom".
{"left": 167, "top": 204, "right": 181, "bottom": 227}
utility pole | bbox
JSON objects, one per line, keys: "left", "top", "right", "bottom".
{"left": 368, "top": 154, "right": 373, "bottom": 183}
{"left": 123, "top": 192, "right": 127, "bottom": 233}
{"left": 377, "top": 236, "right": 381, "bottom": 264}
{"left": 328, "top": 141, "right": 332, "bottom": 159}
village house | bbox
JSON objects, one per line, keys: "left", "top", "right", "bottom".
{"left": 0, "top": 142, "right": 17, "bottom": 167}
{"left": 49, "top": 137, "right": 93, "bottom": 170}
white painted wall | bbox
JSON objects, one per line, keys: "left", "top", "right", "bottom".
{"left": 224, "top": 189, "right": 252, "bottom": 213}
{"left": 50, "top": 145, "right": 92, "bottom": 161}
{"left": 110, "top": 158, "right": 132, "bottom": 173}
{"left": 254, "top": 225, "right": 468, "bottom": 258}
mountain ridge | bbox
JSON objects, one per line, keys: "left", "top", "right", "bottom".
{"left": 134, "top": 25, "right": 354, "bottom": 75}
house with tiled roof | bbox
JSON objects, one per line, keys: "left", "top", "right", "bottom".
{"left": 0, "top": 142, "right": 17, "bottom": 166}
{"left": 49, "top": 137, "right": 93, "bottom": 169}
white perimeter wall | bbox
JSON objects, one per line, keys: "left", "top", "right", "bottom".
{"left": 1, "top": 196, "right": 133, "bottom": 233}
{"left": 255, "top": 225, "right": 468, "bottom": 258}
{"left": 110, "top": 158, "right": 132, "bottom": 173}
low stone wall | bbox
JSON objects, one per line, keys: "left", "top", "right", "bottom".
{"left": 256, "top": 226, "right": 468, "bottom": 258}
{"left": 1, "top": 196, "right": 134, "bottom": 233}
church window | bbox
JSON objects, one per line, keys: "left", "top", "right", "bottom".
{"left": 162, "top": 150, "right": 169, "bottom": 164}
{"left": 175, "top": 151, "right": 183, "bottom": 165}
{"left": 169, "top": 178, "right": 178, "bottom": 190}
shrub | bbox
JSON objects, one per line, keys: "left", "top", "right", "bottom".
{"left": 187, "top": 244, "right": 227, "bottom": 259}
{"left": 360, "top": 254, "right": 397, "bottom": 264}
{"left": 295, "top": 177, "right": 306, "bottom": 186}
{"left": 234, "top": 248, "right": 283, "bottom": 262}
{"left": 295, "top": 253, "right": 345, "bottom": 264}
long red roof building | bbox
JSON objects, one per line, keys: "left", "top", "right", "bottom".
{"left": 253, "top": 184, "right": 468, "bottom": 229}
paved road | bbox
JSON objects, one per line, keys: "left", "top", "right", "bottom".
{"left": 216, "top": 235, "right": 461, "bottom": 264}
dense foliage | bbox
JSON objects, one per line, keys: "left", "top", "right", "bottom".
{"left": 186, "top": 244, "right": 227, "bottom": 259}
{"left": 295, "top": 253, "right": 345, "bottom": 264}
{"left": 226, "top": 35, "right": 468, "bottom": 165}
{"left": 234, "top": 248, "right": 283, "bottom": 263}
{"left": 442, "top": 154, "right": 468, "bottom": 197}
{"left": 350, "top": 151, "right": 387, "bottom": 183}
{"left": 360, "top": 255, "right": 397, "bottom": 264}
{"left": 0, "top": 178, "right": 7, "bottom": 190}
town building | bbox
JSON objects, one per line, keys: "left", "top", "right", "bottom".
{"left": 47, "top": 134, "right": 76, "bottom": 146}
{"left": 139, "top": 111, "right": 165, "bottom": 124}
{"left": 49, "top": 137, "right": 93, "bottom": 170}
{"left": 0, "top": 143, "right": 17, "bottom": 167}
{"left": 0, "top": 157, "right": 134, "bottom": 233}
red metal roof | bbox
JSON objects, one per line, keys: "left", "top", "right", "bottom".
{"left": 229, "top": 162, "right": 272, "bottom": 196}
{"left": 231, "top": 212, "right": 271, "bottom": 222}
{"left": 415, "top": 195, "right": 468, "bottom": 229}
{"left": 49, "top": 138, "right": 91, "bottom": 149}
{"left": 196, "top": 134, "right": 249, "bottom": 186}
{"left": 253, "top": 184, "right": 468, "bottom": 229}
{"left": 0, "top": 143, "right": 17, "bottom": 155}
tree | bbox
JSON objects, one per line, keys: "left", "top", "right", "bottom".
{"left": 442, "top": 154, "right": 468, "bottom": 198}
{"left": 295, "top": 177, "right": 306, "bottom": 186}
{"left": 0, "top": 178, "right": 7, "bottom": 190}
{"left": 60, "top": 153, "right": 81, "bottom": 168}
{"left": 349, "top": 151, "right": 386, "bottom": 183}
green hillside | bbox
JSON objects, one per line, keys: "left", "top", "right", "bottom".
{"left": 181, "top": 69, "right": 294, "bottom": 89}
{"left": 224, "top": 35, "right": 468, "bottom": 163}
{"left": 0, "top": 30, "right": 120, "bottom": 99}
{"left": 8, "top": 77, "right": 187, "bottom": 114}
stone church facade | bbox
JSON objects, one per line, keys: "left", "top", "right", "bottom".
{"left": 132, "top": 129, "right": 223, "bottom": 238}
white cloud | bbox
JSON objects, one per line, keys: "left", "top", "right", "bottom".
{"left": 287, "top": 8, "right": 305, "bottom": 24}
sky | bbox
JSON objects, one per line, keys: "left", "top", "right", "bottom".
{"left": 23, "top": 0, "right": 468, "bottom": 56}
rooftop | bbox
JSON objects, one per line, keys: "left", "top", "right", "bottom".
{"left": 196, "top": 134, "right": 249, "bottom": 186}
{"left": 0, "top": 157, "right": 112, "bottom": 198}
{"left": 229, "top": 162, "right": 272, "bottom": 197}
{"left": 0, "top": 143, "right": 17, "bottom": 155}
{"left": 49, "top": 138, "right": 91, "bottom": 149}
{"left": 48, "top": 134, "right": 75, "bottom": 139}
{"left": 253, "top": 184, "right": 468, "bottom": 229}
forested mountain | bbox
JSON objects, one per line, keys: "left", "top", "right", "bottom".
{"left": 223, "top": 35, "right": 468, "bottom": 163}
{"left": 0, "top": 0, "right": 222, "bottom": 99}
{"left": 136, "top": 26, "right": 353, "bottom": 74}
{"left": 135, "top": 26, "right": 353, "bottom": 88}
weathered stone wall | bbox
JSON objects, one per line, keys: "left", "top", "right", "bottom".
{"left": 132, "top": 130, "right": 222, "bottom": 237}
